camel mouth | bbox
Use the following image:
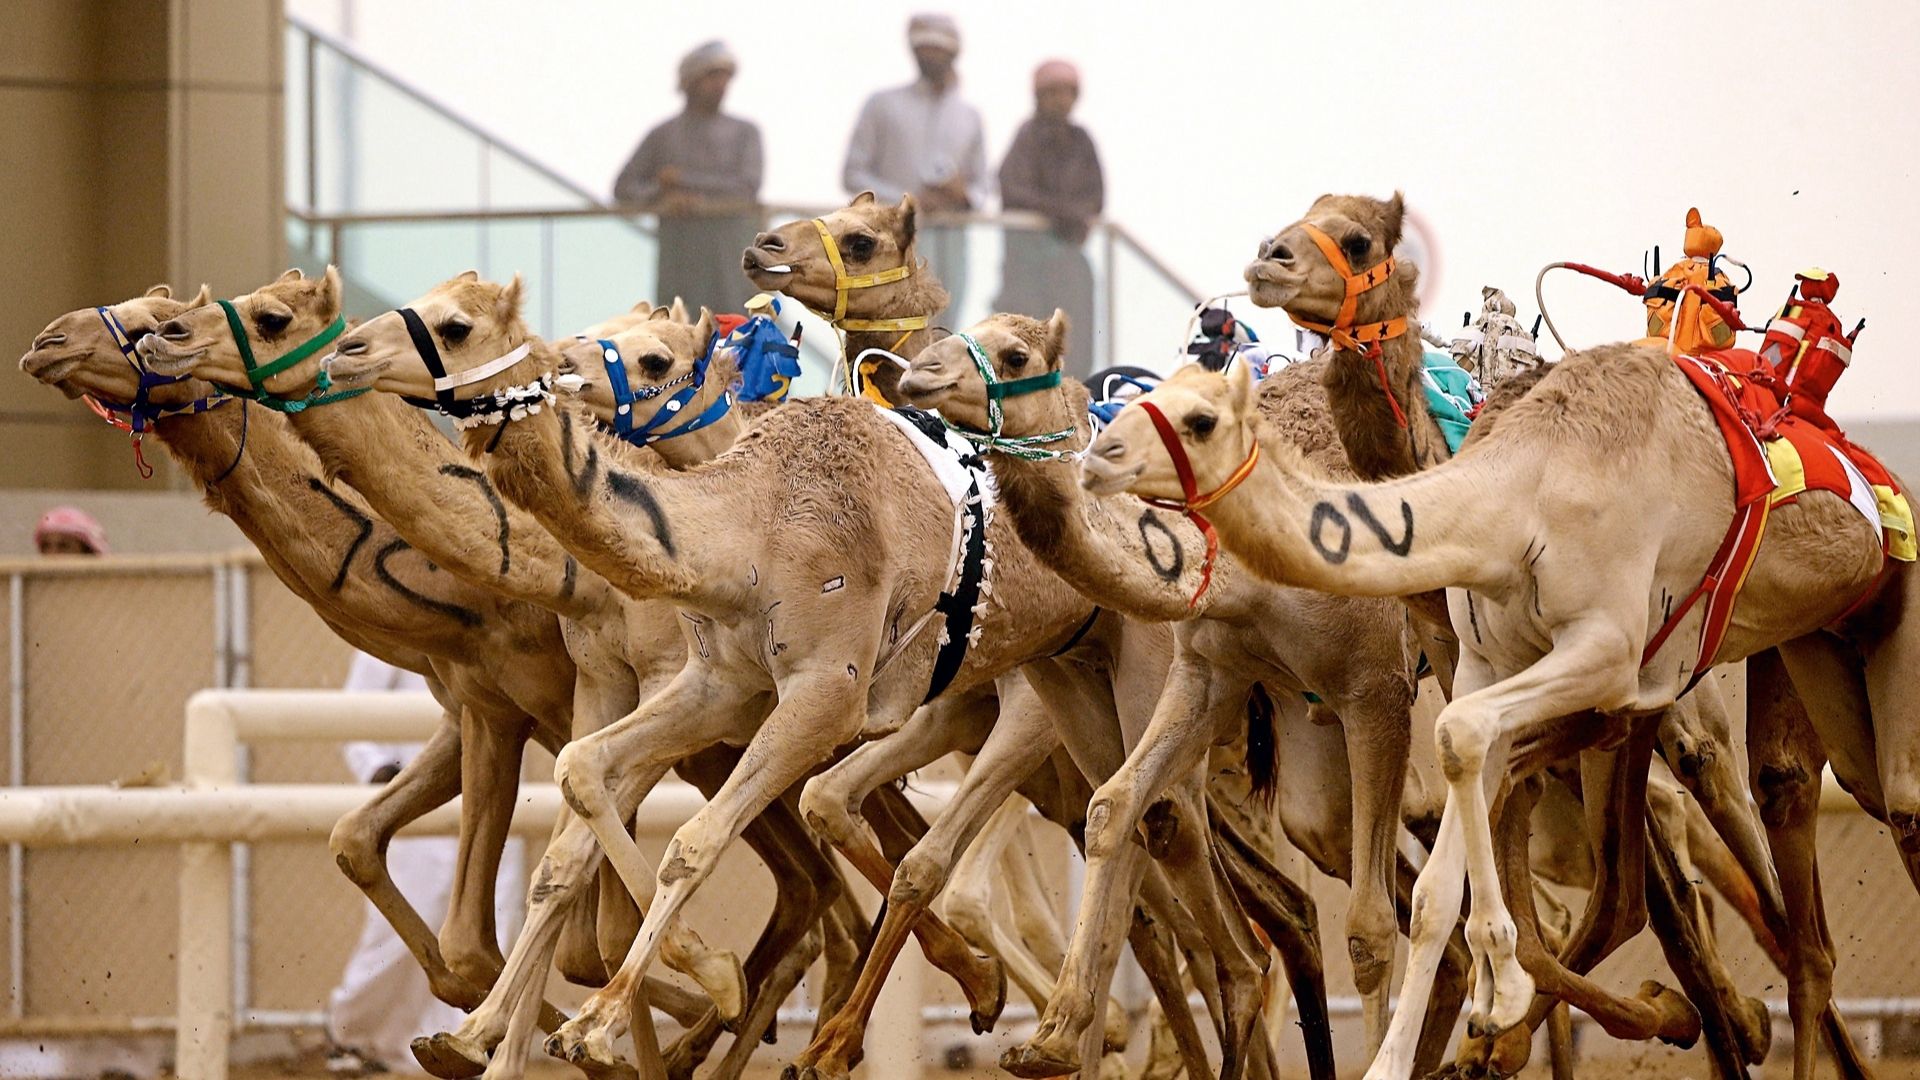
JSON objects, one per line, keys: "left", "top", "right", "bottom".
{"left": 896, "top": 369, "right": 957, "bottom": 404}
{"left": 1079, "top": 452, "right": 1145, "bottom": 495}
{"left": 324, "top": 352, "right": 390, "bottom": 384}
{"left": 135, "top": 335, "right": 205, "bottom": 375}
{"left": 1243, "top": 262, "right": 1306, "bottom": 307}
{"left": 741, "top": 248, "right": 795, "bottom": 284}
{"left": 20, "top": 349, "right": 84, "bottom": 385}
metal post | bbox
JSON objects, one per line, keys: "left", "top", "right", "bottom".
{"left": 7, "top": 574, "right": 23, "bottom": 1019}
{"left": 1100, "top": 226, "right": 1118, "bottom": 372}
{"left": 541, "top": 217, "right": 556, "bottom": 338}
{"left": 178, "top": 694, "right": 238, "bottom": 1080}
{"left": 304, "top": 31, "right": 318, "bottom": 213}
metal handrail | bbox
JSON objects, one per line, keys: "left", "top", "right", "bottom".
{"left": 286, "top": 13, "right": 604, "bottom": 209}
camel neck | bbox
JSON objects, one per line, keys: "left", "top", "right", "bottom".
{"left": 1203, "top": 430, "right": 1523, "bottom": 602}
{"left": 989, "top": 385, "right": 1223, "bottom": 621}
{"left": 473, "top": 399, "right": 740, "bottom": 610}
{"left": 285, "top": 393, "right": 609, "bottom": 620}
{"left": 1321, "top": 330, "right": 1451, "bottom": 481}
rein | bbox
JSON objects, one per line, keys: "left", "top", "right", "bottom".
{"left": 83, "top": 306, "right": 231, "bottom": 478}
{"left": 214, "top": 300, "right": 358, "bottom": 413}
{"left": 938, "top": 333, "right": 1077, "bottom": 461}
{"left": 393, "top": 308, "right": 549, "bottom": 429}
{"left": 1133, "top": 399, "right": 1261, "bottom": 610}
{"left": 1286, "top": 223, "right": 1411, "bottom": 428}
{"left": 594, "top": 334, "right": 734, "bottom": 447}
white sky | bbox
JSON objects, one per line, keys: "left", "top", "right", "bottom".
{"left": 288, "top": 0, "right": 1920, "bottom": 418}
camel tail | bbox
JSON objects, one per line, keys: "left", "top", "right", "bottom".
{"left": 1246, "top": 683, "right": 1278, "bottom": 808}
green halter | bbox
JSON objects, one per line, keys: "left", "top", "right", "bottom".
{"left": 939, "top": 332, "right": 1078, "bottom": 461}
{"left": 216, "top": 299, "right": 362, "bottom": 413}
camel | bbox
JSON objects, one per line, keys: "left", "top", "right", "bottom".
{"left": 896, "top": 311, "right": 1449, "bottom": 1069}
{"left": 1078, "top": 302, "right": 1919, "bottom": 1080}
{"left": 133, "top": 273, "right": 939, "bottom": 1080}
{"left": 316, "top": 263, "right": 1326, "bottom": 1080}
{"left": 741, "top": 192, "right": 948, "bottom": 405}
{"left": 19, "top": 287, "right": 596, "bottom": 1041}
{"left": 1241, "top": 193, "right": 1872, "bottom": 1080}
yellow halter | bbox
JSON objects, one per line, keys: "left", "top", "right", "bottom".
{"left": 809, "top": 218, "right": 930, "bottom": 335}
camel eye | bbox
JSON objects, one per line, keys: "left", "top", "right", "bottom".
{"left": 1005, "top": 349, "right": 1029, "bottom": 371}
{"left": 440, "top": 321, "right": 472, "bottom": 345}
{"left": 847, "top": 234, "right": 877, "bottom": 260}
{"left": 640, "top": 354, "right": 673, "bottom": 379}
{"left": 255, "top": 310, "right": 292, "bottom": 336}
{"left": 1189, "top": 414, "right": 1217, "bottom": 439}
{"left": 1340, "top": 231, "right": 1371, "bottom": 263}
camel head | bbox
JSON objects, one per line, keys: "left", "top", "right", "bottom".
{"left": 901, "top": 310, "right": 1070, "bottom": 435}
{"left": 742, "top": 192, "right": 930, "bottom": 321}
{"left": 328, "top": 271, "right": 548, "bottom": 402}
{"left": 555, "top": 304, "right": 722, "bottom": 429}
{"left": 1244, "top": 192, "right": 1413, "bottom": 326}
{"left": 574, "top": 297, "right": 681, "bottom": 343}
{"left": 1081, "top": 361, "right": 1259, "bottom": 501}
{"left": 20, "top": 285, "right": 214, "bottom": 404}
{"left": 140, "top": 268, "right": 345, "bottom": 403}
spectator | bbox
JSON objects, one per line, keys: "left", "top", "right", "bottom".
{"left": 614, "top": 40, "right": 764, "bottom": 314}
{"left": 34, "top": 506, "right": 108, "bottom": 555}
{"left": 842, "top": 13, "right": 986, "bottom": 317}
{"left": 996, "top": 60, "right": 1103, "bottom": 378}
{"left": 325, "top": 651, "right": 525, "bottom": 1075}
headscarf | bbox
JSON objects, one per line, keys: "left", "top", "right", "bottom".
{"left": 907, "top": 13, "right": 961, "bottom": 54}
{"left": 35, "top": 506, "right": 109, "bottom": 554}
{"left": 1033, "top": 59, "right": 1079, "bottom": 90}
{"left": 677, "top": 40, "right": 736, "bottom": 91}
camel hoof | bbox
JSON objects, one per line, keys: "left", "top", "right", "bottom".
{"left": 1000, "top": 1042, "right": 1080, "bottom": 1079}
{"left": 969, "top": 958, "right": 1008, "bottom": 1034}
{"left": 1486, "top": 1023, "right": 1532, "bottom": 1076}
{"left": 1733, "top": 994, "right": 1773, "bottom": 1065}
{"left": 1639, "top": 980, "right": 1704, "bottom": 1048}
{"left": 410, "top": 1032, "right": 488, "bottom": 1079}
{"left": 574, "top": 1056, "right": 641, "bottom": 1080}
{"left": 763, "top": 1025, "right": 779, "bottom": 1045}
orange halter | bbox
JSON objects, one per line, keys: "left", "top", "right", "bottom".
{"left": 1285, "top": 223, "right": 1412, "bottom": 427}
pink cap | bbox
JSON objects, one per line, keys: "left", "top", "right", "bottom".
{"left": 35, "top": 506, "right": 108, "bottom": 554}
{"left": 1034, "top": 59, "right": 1080, "bottom": 90}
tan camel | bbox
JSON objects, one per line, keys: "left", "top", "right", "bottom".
{"left": 319, "top": 267, "right": 1310, "bottom": 1080}
{"left": 897, "top": 311, "right": 1449, "bottom": 1069}
{"left": 1242, "top": 193, "right": 1870, "bottom": 1080}
{"left": 19, "top": 287, "right": 591, "bottom": 1040}
{"left": 1079, "top": 324, "right": 1917, "bottom": 1080}
{"left": 135, "top": 273, "right": 917, "bottom": 1079}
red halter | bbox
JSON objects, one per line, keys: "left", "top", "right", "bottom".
{"left": 1286, "top": 223, "right": 1412, "bottom": 428}
{"left": 1135, "top": 400, "right": 1262, "bottom": 610}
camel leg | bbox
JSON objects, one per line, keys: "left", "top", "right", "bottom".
{"left": 943, "top": 798, "right": 1059, "bottom": 1010}
{"left": 703, "top": 924, "right": 825, "bottom": 1080}
{"left": 1754, "top": 644, "right": 1872, "bottom": 1080}
{"left": 1863, "top": 587, "right": 1920, "bottom": 886}
{"left": 814, "top": 871, "right": 870, "bottom": 1031}
{"left": 787, "top": 709, "right": 1050, "bottom": 1080}
{"left": 1129, "top": 897, "right": 1215, "bottom": 1080}
{"left": 441, "top": 707, "right": 533, "bottom": 994}
{"left": 1324, "top": 681, "right": 1413, "bottom": 1059}
{"left": 1007, "top": 656, "right": 1240, "bottom": 1078}
{"left": 554, "top": 668, "right": 876, "bottom": 1074}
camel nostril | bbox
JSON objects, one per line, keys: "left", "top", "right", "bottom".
{"left": 1098, "top": 441, "right": 1126, "bottom": 460}
{"left": 158, "top": 319, "right": 190, "bottom": 341}
{"left": 1270, "top": 244, "right": 1295, "bottom": 264}
{"left": 338, "top": 338, "right": 367, "bottom": 356}
{"left": 754, "top": 232, "right": 785, "bottom": 252}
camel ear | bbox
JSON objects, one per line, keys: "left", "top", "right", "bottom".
{"left": 647, "top": 306, "right": 674, "bottom": 322}
{"left": 320, "top": 265, "right": 343, "bottom": 310}
{"left": 1044, "top": 309, "right": 1070, "bottom": 367}
{"left": 669, "top": 297, "right": 690, "bottom": 322}
{"left": 497, "top": 273, "right": 524, "bottom": 322}
{"left": 145, "top": 284, "right": 173, "bottom": 299}
{"left": 694, "top": 307, "right": 715, "bottom": 344}
{"left": 1226, "top": 353, "right": 1257, "bottom": 420}
{"left": 278, "top": 267, "right": 305, "bottom": 283}
{"left": 630, "top": 299, "right": 653, "bottom": 314}
{"left": 187, "top": 284, "right": 212, "bottom": 308}
{"left": 1380, "top": 192, "right": 1405, "bottom": 251}
{"left": 1686, "top": 207, "right": 1703, "bottom": 228}
{"left": 851, "top": 190, "right": 876, "bottom": 207}
{"left": 896, "top": 193, "right": 918, "bottom": 248}
{"left": 456, "top": 270, "right": 481, "bottom": 283}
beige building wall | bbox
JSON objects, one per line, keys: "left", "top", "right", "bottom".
{"left": 1, "top": 0, "right": 284, "bottom": 492}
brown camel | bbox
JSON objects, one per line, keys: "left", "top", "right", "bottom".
{"left": 1243, "top": 193, "right": 1869, "bottom": 1080}
{"left": 318, "top": 264, "right": 1311, "bottom": 1080}
{"left": 1079, "top": 324, "right": 1917, "bottom": 1080}
{"left": 897, "top": 311, "right": 1447, "bottom": 1068}
{"left": 19, "top": 287, "right": 591, "bottom": 1040}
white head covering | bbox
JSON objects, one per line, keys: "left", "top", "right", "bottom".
{"left": 678, "top": 40, "right": 736, "bottom": 91}
{"left": 907, "top": 13, "right": 960, "bottom": 54}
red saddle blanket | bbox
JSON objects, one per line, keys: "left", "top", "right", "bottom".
{"left": 1644, "top": 349, "right": 1913, "bottom": 683}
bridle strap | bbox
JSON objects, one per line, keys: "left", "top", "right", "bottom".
{"left": 399, "top": 307, "right": 452, "bottom": 408}
{"left": 938, "top": 332, "right": 1077, "bottom": 461}
{"left": 596, "top": 334, "right": 735, "bottom": 446}
{"left": 396, "top": 307, "right": 535, "bottom": 418}
{"left": 808, "top": 218, "right": 928, "bottom": 334}
{"left": 1285, "top": 224, "right": 1411, "bottom": 427}
{"left": 1134, "top": 399, "right": 1261, "bottom": 610}
{"left": 215, "top": 299, "right": 356, "bottom": 412}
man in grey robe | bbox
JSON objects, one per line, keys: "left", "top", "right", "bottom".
{"left": 614, "top": 41, "right": 763, "bottom": 313}
{"left": 842, "top": 14, "right": 986, "bottom": 320}
{"left": 996, "top": 59, "right": 1104, "bottom": 378}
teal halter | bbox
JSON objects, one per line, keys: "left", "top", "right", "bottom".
{"left": 216, "top": 299, "right": 361, "bottom": 413}
{"left": 939, "top": 332, "right": 1077, "bottom": 461}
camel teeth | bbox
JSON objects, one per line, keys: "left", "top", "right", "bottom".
{"left": 765, "top": 264, "right": 793, "bottom": 273}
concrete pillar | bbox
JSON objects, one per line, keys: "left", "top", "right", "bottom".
{"left": 0, "top": 0, "right": 285, "bottom": 491}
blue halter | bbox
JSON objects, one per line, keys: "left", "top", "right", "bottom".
{"left": 596, "top": 333, "right": 734, "bottom": 446}
{"left": 87, "top": 306, "right": 229, "bottom": 434}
